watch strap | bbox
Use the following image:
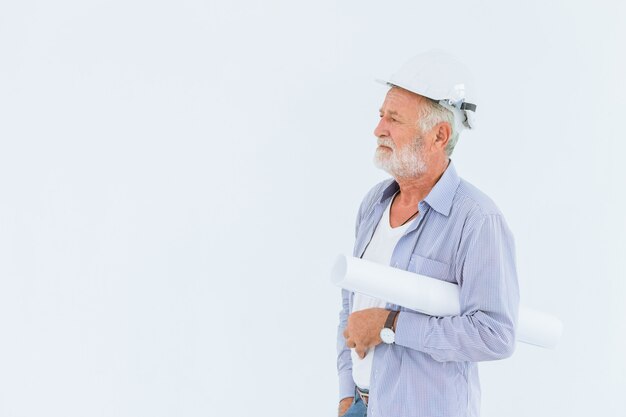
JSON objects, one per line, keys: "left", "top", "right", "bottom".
{"left": 384, "top": 310, "right": 400, "bottom": 331}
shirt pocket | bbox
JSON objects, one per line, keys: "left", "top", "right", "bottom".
{"left": 407, "top": 254, "right": 454, "bottom": 283}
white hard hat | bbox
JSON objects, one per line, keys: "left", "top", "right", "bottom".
{"left": 377, "top": 50, "right": 477, "bottom": 130}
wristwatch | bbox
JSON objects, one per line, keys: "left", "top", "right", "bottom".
{"left": 380, "top": 310, "right": 400, "bottom": 344}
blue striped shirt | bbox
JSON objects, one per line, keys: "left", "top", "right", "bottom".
{"left": 337, "top": 161, "right": 520, "bottom": 417}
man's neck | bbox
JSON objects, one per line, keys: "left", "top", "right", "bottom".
{"left": 394, "top": 159, "right": 450, "bottom": 207}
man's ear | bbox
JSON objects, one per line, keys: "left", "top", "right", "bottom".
{"left": 434, "top": 122, "right": 452, "bottom": 150}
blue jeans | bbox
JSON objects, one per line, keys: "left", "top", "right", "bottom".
{"left": 341, "top": 388, "right": 367, "bottom": 417}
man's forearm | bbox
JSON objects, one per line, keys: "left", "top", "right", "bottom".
{"left": 394, "top": 308, "right": 517, "bottom": 362}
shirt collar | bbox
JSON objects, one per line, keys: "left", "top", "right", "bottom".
{"left": 379, "top": 160, "right": 461, "bottom": 217}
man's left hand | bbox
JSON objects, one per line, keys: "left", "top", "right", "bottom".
{"left": 343, "top": 308, "right": 389, "bottom": 359}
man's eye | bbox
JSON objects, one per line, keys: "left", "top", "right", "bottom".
{"left": 379, "top": 114, "right": 398, "bottom": 122}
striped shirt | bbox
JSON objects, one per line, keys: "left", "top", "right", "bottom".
{"left": 336, "top": 161, "right": 520, "bottom": 417}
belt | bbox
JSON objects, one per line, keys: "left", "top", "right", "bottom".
{"left": 356, "top": 386, "right": 369, "bottom": 406}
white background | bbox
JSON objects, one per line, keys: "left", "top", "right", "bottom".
{"left": 1, "top": 1, "right": 625, "bottom": 416}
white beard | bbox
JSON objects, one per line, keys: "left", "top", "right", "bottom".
{"left": 373, "top": 136, "right": 428, "bottom": 179}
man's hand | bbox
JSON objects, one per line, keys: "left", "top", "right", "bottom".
{"left": 343, "top": 307, "right": 389, "bottom": 359}
{"left": 338, "top": 396, "right": 353, "bottom": 416}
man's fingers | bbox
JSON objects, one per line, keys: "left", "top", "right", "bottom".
{"left": 343, "top": 328, "right": 349, "bottom": 339}
{"left": 356, "top": 347, "right": 367, "bottom": 359}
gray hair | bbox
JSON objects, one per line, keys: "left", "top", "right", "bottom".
{"left": 417, "top": 98, "right": 460, "bottom": 157}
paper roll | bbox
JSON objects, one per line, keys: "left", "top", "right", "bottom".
{"left": 331, "top": 254, "right": 563, "bottom": 349}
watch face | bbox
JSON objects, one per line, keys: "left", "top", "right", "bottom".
{"left": 380, "top": 328, "right": 395, "bottom": 344}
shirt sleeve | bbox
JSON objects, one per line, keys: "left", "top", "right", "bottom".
{"left": 394, "top": 213, "right": 520, "bottom": 362}
{"left": 336, "top": 180, "right": 393, "bottom": 398}
{"left": 336, "top": 198, "right": 368, "bottom": 400}
{"left": 336, "top": 288, "right": 355, "bottom": 400}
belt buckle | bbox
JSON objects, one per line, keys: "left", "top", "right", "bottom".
{"left": 356, "top": 387, "right": 369, "bottom": 406}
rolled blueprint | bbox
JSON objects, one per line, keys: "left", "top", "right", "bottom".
{"left": 331, "top": 254, "right": 563, "bottom": 349}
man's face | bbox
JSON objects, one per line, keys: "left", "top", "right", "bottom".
{"left": 373, "top": 87, "right": 431, "bottom": 179}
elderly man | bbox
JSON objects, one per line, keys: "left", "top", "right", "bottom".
{"left": 337, "top": 51, "right": 519, "bottom": 417}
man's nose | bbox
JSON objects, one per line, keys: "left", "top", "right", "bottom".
{"left": 374, "top": 117, "right": 388, "bottom": 138}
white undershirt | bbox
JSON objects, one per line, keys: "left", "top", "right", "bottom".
{"left": 351, "top": 193, "right": 414, "bottom": 390}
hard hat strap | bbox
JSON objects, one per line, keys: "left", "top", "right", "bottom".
{"left": 460, "top": 102, "right": 477, "bottom": 112}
